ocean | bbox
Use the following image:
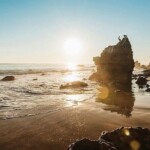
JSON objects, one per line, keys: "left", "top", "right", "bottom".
{"left": 0, "top": 64, "right": 96, "bottom": 119}
{"left": 0, "top": 64, "right": 150, "bottom": 120}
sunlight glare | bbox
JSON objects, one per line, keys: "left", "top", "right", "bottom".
{"left": 64, "top": 38, "right": 82, "bottom": 55}
{"left": 63, "top": 72, "right": 80, "bottom": 82}
{"left": 65, "top": 95, "right": 83, "bottom": 107}
{"left": 67, "top": 63, "right": 77, "bottom": 71}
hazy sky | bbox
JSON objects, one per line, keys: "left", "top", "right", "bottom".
{"left": 0, "top": 0, "right": 150, "bottom": 64}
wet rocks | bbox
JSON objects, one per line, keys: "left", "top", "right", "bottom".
{"left": 33, "top": 78, "right": 38, "bottom": 81}
{"left": 68, "top": 127, "right": 150, "bottom": 150}
{"left": 101, "top": 127, "right": 150, "bottom": 150}
{"left": 145, "top": 88, "right": 150, "bottom": 92}
{"left": 90, "top": 35, "right": 134, "bottom": 85}
{"left": 68, "top": 139, "right": 100, "bottom": 150}
{"left": 136, "top": 77, "right": 147, "bottom": 86}
{"left": 68, "top": 138, "right": 116, "bottom": 150}
{"left": 60, "top": 81, "right": 88, "bottom": 89}
{"left": 1, "top": 76, "right": 15, "bottom": 81}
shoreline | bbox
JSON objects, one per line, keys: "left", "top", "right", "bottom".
{"left": 0, "top": 100, "right": 149, "bottom": 150}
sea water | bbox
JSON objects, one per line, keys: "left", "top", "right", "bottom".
{"left": 0, "top": 64, "right": 150, "bottom": 120}
{"left": 0, "top": 64, "right": 96, "bottom": 119}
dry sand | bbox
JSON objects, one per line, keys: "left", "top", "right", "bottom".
{"left": 0, "top": 101, "right": 149, "bottom": 150}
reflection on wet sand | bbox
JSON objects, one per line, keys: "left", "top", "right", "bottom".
{"left": 96, "top": 83, "right": 135, "bottom": 117}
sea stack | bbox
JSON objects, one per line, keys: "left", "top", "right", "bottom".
{"left": 90, "top": 35, "right": 134, "bottom": 86}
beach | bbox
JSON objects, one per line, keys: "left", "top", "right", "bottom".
{"left": 0, "top": 99, "right": 150, "bottom": 150}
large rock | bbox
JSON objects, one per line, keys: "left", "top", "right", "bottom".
{"left": 68, "top": 138, "right": 116, "bottom": 150}
{"left": 145, "top": 88, "right": 150, "bottom": 92}
{"left": 136, "top": 77, "right": 147, "bottom": 86}
{"left": 1, "top": 76, "right": 15, "bottom": 81}
{"left": 60, "top": 81, "right": 88, "bottom": 89}
{"left": 90, "top": 35, "right": 134, "bottom": 85}
{"left": 68, "top": 127, "right": 150, "bottom": 150}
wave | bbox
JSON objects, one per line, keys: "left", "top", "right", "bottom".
{"left": 0, "top": 64, "right": 93, "bottom": 75}
{"left": 0, "top": 68, "right": 92, "bottom": 75}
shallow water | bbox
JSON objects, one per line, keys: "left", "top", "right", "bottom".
{"left": 0, "top": 64, "right": 97, "bottom": 119}
{"left": 0, "top": 64, "right": 150, "bottom": 120}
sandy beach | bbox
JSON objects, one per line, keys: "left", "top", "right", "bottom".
{"left": 0, "top": 99, "right": 149, "bottom": 150}
{"left": 1, "top": 0, "right": 150, "bottom": 149}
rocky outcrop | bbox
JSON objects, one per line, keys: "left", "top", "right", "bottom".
{"left": 136, "top": 77, "right": 147, "bottom": 86}
{"left": 90, "top": 35, "right": 134, "bottom": 85}
{"left": 60, "top": 81, "right": 88, "bottom": 89}
{"left": 68, "top": 127, "right": 150, "bottom": 150}
{"left": 68, "top": 138, "right": 116, "bottom": 150}
{"left": 1, "top": 76, "right": 15, "bottom": 81}
{"left": 145, "top": 88, "right": 150, "bottom": 92}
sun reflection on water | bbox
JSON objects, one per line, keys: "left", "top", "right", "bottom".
{"left": 67, "top": 63, "right": 77, "bottom": 71}
{"left": 63, "top": 72, "right": 80, "bottom": 82}
{"left": 65, "top": 94, "right": 83, "bottom": 106}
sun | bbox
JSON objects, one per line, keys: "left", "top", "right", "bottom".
{"left": 64, "top": 38, "right": 82, "bottom": 55}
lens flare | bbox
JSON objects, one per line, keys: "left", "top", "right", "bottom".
{"left": 130, "top": 140, "right": 140, "bottom": 150}
{"left": 124, "top": 129, "right": 130, "bottom": 136}
{"left": 97, "top": 86, "right": 109, "bottom": 99}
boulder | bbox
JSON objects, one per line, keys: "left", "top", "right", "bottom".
{"left": 33, "top": 78, "right": 38, "bottom": 81}
{"left": 90, "top": 35, "right": 134, "bottom": 86}
{"left": 1, "top": 76, "right": 15, "bottom": 81}
{"left": 146, "top": 84, "right": 149, "bottom": 88}
{"left": 145, "top": 88, "right": 150, "bottom": 92}
{"left": 68, "top": 138, "right": 116, "bottom": 150}
{"left": 68, "top": 127, "right": 150, "bottom": 150}
{"left": 60, "top": 81, "right": 88, "bottom": 89}
{"left": 77, "top": 64, "right": 85, "bottom": 67}
{"left": 136, "top": 77, "right": 147, "bottom": 85}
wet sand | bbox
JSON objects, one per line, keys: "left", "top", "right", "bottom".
{"left": 0, "top": 100, "right": 149, "bottom": 150}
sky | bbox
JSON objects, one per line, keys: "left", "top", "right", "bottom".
{"left": 0, "top": 0, "right": 150, "bottom": 64}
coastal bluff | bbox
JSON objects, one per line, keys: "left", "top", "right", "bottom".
{"left": 89, "top": 35, "right": 135, "bottom": 86}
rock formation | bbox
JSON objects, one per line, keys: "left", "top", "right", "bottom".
{"left": 1, "top": 76, "right": 15, "bottom": 81}
{"left": 68, "top": 127, "right": 150, "bottom": 150}
{"left": 90, "top": 35, "right": 135, "bottom": 86}
{"left": 60, "top": 81, "right": 88, "bottom": 89}
{"left": 136, "top": 77, "right": 147, "bottom": 86}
